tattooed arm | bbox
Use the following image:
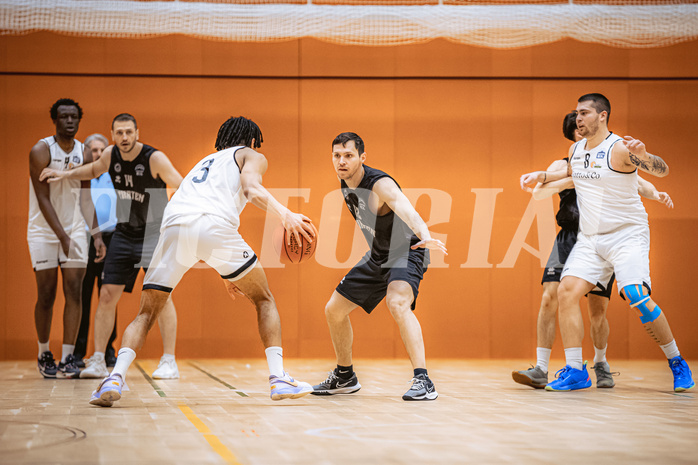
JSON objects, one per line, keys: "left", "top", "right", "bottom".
{"left": 620, "top": 136, "right": 669, "bottom": 177}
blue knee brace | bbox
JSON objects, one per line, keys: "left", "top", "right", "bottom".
{"left": 623, "top": 284, "right": 661, "bottom": 323}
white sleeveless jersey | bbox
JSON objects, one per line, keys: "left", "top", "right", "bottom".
{"left": 570, "top": 133, "right": 648, "bottom": 235}
{"left": 162, "top": 146, "right": 247, "bottom": 228}
{"left": 28, "top": 136, "right": 87, "bottom": 240}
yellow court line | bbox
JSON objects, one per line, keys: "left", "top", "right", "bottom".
{"left": 178, "top": 404, "right": 242, "bottom": 465}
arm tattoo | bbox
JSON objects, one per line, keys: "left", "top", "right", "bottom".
{"left": 629, "top": 152, "right": 668, "bottom": 175}
{"left": 628, "top": 152, "right": 650, "bottom": 171}
{"left": 650, "top": 155, "right": 668, "bottom": 175}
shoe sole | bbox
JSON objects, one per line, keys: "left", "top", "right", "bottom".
{"left": 57, "top": 371, "right": 81, "bottom": 379}
{"left": 545, "top": 380, "right": 592, "bottom": 391}
{"left": 152, "top": 374, "right": 180, "bottom": 379}
{"left": 675, "top": 382, "right": 695, "bottom": 392}
{"left": 597, "top": 382, "right": 615, "bottom": 388}
{"left": 403, "top": 391, "right": 438, "bottom": 401}
{"left": 512, "top": 371, "right": 547, "bottom": 389}
{"left": 310, "top": 385, "right": 362, "bottom": 396}
{"left": 271, "top": 388, "right": 314, "bottom": 401}
{"left": 39, "top": 371, "right": 57, "bottom": 379}
{"left": 89, "top": 396, "right": 114, "bottom": 407}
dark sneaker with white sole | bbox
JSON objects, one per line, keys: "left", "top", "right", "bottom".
{"left": 403, "top": 373, "right": 438, "bottom": 401}
{"left": 38, "top": 351, "right": 58, "bottom": 378}
{"left": 311, "top": 369, "right": 361, "bottom": 395}
{"left": 57, "top": 354, "right": 81, "bottom": 379}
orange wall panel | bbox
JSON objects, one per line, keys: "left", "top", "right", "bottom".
{"left": 1, "top": 33, "right": 697, "bottom": 362}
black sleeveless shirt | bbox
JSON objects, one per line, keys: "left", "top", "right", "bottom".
{"left": 340, "top": 165, "right": 417, "bottom": 263}
{"left": 556, "top": 157, "right": 579, "bottom": 232}
{"left": 109, "top": 144, "right": 168, "bottom": 237}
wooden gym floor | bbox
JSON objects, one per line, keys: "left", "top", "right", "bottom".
{"left": 0, "top": 359, "right": 696, "bottom": 465}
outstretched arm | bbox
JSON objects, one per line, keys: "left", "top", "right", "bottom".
{"left": 40, "top": 145, "right": 111, "bottom": 183}
{"left": 238, "top": 148, "right": 316, "bottom": 244}
{"left": 637, "top": 176, "right": 674, "bottom": 208}
{"left": 529, "top": 159, "right": 572, "bottom": 200}
{"left": 621, "top": 136, "right": 669, "bottom": 177}
{"left": 372, "top": 177, "right": 447, "bottom": 254}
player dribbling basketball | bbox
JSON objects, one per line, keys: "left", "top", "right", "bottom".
{"left": 88, "top": 116, "right": 318, "bottom": 406}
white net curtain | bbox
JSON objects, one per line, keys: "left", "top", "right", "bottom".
{"left": 1, "top": 0, "right": 697, "bottom": 48}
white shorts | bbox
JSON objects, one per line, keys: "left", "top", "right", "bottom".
{"left": 143, "top": 214, "right": 257, "bottom": 292}
{"left": 561, "top": 223, "right": 651, "bottom": 294}
{"left": 27, "top": 230, "right": 89, "bottom": 271}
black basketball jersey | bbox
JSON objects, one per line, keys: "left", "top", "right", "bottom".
{"left": 556, "top": 157, "right": 579, "bottom": 232}
{"left": 109, "top": 144, "right": 168, "bottom": 236}
{"left": 340, "top": 164, "right": 417, "bottom": 263}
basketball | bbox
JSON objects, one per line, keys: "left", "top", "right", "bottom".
{"left": 273, "top": 222, "right": 318, "bottom": 264}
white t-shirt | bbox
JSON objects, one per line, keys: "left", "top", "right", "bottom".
{"left": 570, "top": 133, "right": 648, "bottom": 235}
{"left": 162, "top": 146, "right": 248, "bottom": 228}
{"left": 28, "top": 136, "right": 87, "bottom": 241}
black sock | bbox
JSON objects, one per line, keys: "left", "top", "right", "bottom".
{"left": 336, "top": 364, "right": 354, "bottom": 379}
{"left": 414, "top": 368, "right": 428, "bottom": 378}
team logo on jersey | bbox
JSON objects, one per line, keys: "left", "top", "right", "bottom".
{"left": 114, "top": 163, "right": 122, "bottom": 173}
{"left": 596, "top": 150, "right": 606, "bottom": 159}
{"left": 358, "top": 198, "right": 366, "bottom": 211}
{"left": 72, "top": 155, "right": 81, "bottom": 164}
{"left": 589, "top": 161, "right": 603, "bottom": 169}
{"left": 114, "top": 175, "right": 122, "bottom": 184}
{"left": 135, "top": 164, "right": 145, "bottom": 176}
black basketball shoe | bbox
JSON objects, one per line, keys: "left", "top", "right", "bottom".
{"left": 57, "top": 354, "right": 81, "bottom": 379}
{"left": 311, "top": 369, "right": 361, "bottom": 395}
{"left": 402, "top": 373, "right": 438, "bottom": 401}
{"left": 38, "top": 351, "right": 58, "bottom": 378}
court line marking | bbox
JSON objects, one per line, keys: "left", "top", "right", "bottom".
{"left": 134, "top": 361, "right": 167, "bottom": 397}
{"left": 178, "top": 404, "right": 242, "bottom": 465}
{"left": 189, "top": 361, "right": 249, "bottom": 397}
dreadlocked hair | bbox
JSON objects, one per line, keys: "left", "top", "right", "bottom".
{"left": 215, "top": 116, "right": 263, "bottom": 151}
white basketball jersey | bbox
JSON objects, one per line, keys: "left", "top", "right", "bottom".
{"left": 28, "top": 136, "right": 87, "bottom": 240}
{"left": 570, "top": 133, "right": 648, "bottom": 235}
{"left": 163, "top": 146, "right": 247, "bottom": 228}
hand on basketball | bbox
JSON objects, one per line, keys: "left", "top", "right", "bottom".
{"left": 519, "top": 171, "right": 545, "bottom": 192}
{"left": 657, "top": 192, "right": 674, "bottom": 209}
{"left": 411, "top": 237, "right": 448, "bottom": 255}
{"left": 39, "top": 168, "right": 66, "bottom": 183}
{"left": 282, "top": 212, "right": 317, "bottom": 245}
{"left": 224, "top": 280, "right": 245, "bottom": 300}
{"left": 623, "top": 136, "right": 647, "bottom": 158}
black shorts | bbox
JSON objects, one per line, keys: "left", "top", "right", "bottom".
{"left": 541, "top": 228, "right": 614, "bottom": 299}
{"left": 102, "top": 229, "right": 161, "bottom": 293}
{"left": 336, "top": 248, "right": 430, "bottom": 314}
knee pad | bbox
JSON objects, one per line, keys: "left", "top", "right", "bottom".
{"left": 623, "top": 284, "right": 661, "bottom": 323}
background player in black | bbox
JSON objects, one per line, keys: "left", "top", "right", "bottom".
{"left": 41, "top": 113, "right": 183, "bottom": 379}
{"left": 514, "top": 112, "right": 674, "bottom": 389}
{"left": 312, "top": 132, "right": 447, "bottom": 401}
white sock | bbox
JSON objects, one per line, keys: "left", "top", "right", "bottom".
{"left": 536, "top": 347, "right": 552, "bottom": 373}
{"left": 594, "top": 345, "right": 608, "bottom": 364}
{"left": 564, "top": 347, "right": 584, "bottom": 371}
{"left": 38, "top": 341, "right": 50, "bottom": 358}
{"left": 61, "top": 344, "right": 75, "bottom": 363}
{"left": 93, "top": 351, "right": 105, "bottom": 361}
{"left": 660, "top": 340, "right": 680, "bottom": 360}
{"left": 111, "top": 348, "right": 137, "bottom": 380}
{"left": 161, "top": 353, "right": 175, "bottom": 361}
{"left": 265, "top": 346, "right": 284, "bottom": 378}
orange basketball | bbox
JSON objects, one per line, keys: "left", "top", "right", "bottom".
{"left": 273, "top": 222, "right": 317, "bottom": 264}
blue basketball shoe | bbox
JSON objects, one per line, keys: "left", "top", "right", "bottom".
{"left": 269, "top": 373, "right": 313, "bottom": 401}
{"left": 545, "top": 363, "right": 592, "bottom": 391}
{"left": 89, "top": 373, "right": 125, "bottom": 407}
{"left": 669, "top": 356, "right": 695, "bottom": 392}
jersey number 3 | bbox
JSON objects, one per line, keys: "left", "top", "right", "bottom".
{"left": 192, "top": 158, "right": 215, "bottom": 183}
